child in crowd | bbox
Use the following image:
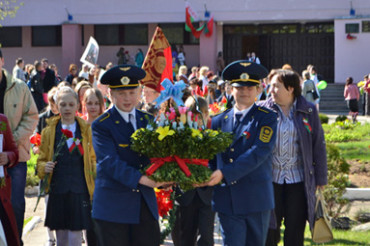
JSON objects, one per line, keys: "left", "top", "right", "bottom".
{"left": 74, "top": 81, "right": 92, "bottom": 116}
{"left": 82, "top": 88, "right": 105, "bottom": 125}
{"left": 36, "top": 87, "right": 59, "bottom": 135}
{"left": 37, "top": 87, "right": 96, "bottom": 246}
{"left": 344, "top": 77, "right": 360, "bottom": 122}
{"left": 34, "top": 86, "right": 59, "bottom": 246}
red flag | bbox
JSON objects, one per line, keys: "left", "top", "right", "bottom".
{"left": 141, "top": 27, "right": 173, "bottom": 92}
{"left": 205, "top": 15, "right": 214, "bottom": 37}
{"left": 186, "top": 6, "right": 203, "bottom": 38}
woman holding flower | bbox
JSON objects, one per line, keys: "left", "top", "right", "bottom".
{"left": 0, "top": 114, "right": 20, "bottom": 246}
{"left": 37, "top": 86, "right": 96, "bottom": 246}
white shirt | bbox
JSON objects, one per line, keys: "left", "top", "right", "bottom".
{"left": 115, "top": 106, "right": 137, "bottom": 130}
{"left": 200, "top": 75, "right": 208, "bottom": 91}
{"left": 79, "top": 71, "right": 89, "bottom": 80}
{"left": 233, "top": 104, "right": 253, "bottom": 124}
{"left": 61, "top": 121, "right": 77, "bottom": 149}
{"left": 225, "top": 93, "right": 232, "bottom": 101}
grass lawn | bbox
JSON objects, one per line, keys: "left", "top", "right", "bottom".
{"left": 277, "top": 224, "right": 370, "bottom": 245}
{"left": 335, "top": 140, "right": 370, "bottom": 162}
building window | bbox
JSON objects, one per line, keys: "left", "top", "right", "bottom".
{"left": 95, "top": 25, "right": 119, "bottom": 45}
{"left": 32, "top": 26, "right": 61, "bottom": 46}
{"left": 345, "top": 23, "right": 359, "bottom": 33}
{"left": 362, "top": 21, "right": 370, "bottom": 32}
{"left": 122, "top": 24, "right": 148, "bottom": 45}
{"left": 0, "top": 26, "right": 22, "bottom": 47}
{"left": 280, "top": 25, "right": 297, "bottom": 34}
{"left": 160, "top": 23, "right": 183, "bottom": 45}
{"left": 94, "top": 24, "right": 148, "bottom": 45}
{"left": 261, "top": 25, "right": 280, "bottom": 34}
{"left": 159, "top": 23, "right": 199, "bottom": 45}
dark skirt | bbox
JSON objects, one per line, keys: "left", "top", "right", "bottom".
{"left": 347, "top": 99, "right": 359, "bottom": 112}
{"left": 45, "top": 192, "right": 92, "bottom": 231}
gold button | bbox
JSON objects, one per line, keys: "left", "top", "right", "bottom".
{"left": 132, "top": 189, "right": 136, "bottom": 192}
{"left": 230, "top": 148, "right": 234, "bottom": 152}
{"left": 136, "top": 190, "right": 140, "bottom": 192}
{"left": 229, "top": 158, "right": 233, "bottom": 163}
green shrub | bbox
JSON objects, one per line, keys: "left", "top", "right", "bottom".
{"left": 335, "top": 115, "right": 348, "bottom": 122}
{"left": 319, "top": 113, "right": 329, "bottom": 124}
{"left": 27, "top": 150, "right": 38, "bottom": 172}
{"left": 323, "top": 122, "right": 369, "bottom": 143}
{"left": 323, "top": 144, "right": 351, "bottom": 218}
{"left": 325, "top": 130, "right": 362, "bottom": 142}
{"left": 26, "top": 170, "right": 39, "bottom": 187}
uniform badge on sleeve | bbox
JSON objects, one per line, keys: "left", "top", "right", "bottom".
{"left": 259, "top": 126, "right": 273, "bottom": 143}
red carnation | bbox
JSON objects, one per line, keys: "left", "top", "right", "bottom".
{"left": 61, "top": 129, "right": 73, "bottom": 138}
{"left": 221, "top": 96, "right": 227, "bottom": 104}
{"left": 155, "top": 189, "right": 173, "bottom": 217}
{"left": 30, "top": 133, "right": 42, "bottom": 146}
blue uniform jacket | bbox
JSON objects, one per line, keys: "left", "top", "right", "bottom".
{"left": 210, "top": 104, "right": 277, "bottom": 216}
{"left": 91, "top": 106, "right": 158, "bottom": 224}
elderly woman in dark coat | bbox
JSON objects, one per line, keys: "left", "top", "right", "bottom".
{"left": 259, "top": 69, "right": 327, "bottom": 246}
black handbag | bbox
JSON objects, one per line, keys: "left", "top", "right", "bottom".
{"left": 311, "top": 89, "right": 319, "bottom": 100}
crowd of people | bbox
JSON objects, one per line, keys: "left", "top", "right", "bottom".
{"left": 6, "top": 44, "right": 370, "bottom": 245}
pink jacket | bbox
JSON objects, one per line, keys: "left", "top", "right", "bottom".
{"left": 344, "top": 84, "right": 360, "bottom": 101}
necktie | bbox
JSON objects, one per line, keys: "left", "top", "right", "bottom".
{"left": 233, "top": 113, "right": 242, "bottom": 131}
{"left": 129, "top": 113, "right": 136, "bottom": 131}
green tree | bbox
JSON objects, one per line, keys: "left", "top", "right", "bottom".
{"left": 0, "top": 0, "right": 23, "bottom": 24}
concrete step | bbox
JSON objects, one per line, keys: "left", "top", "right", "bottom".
{"left": 317, "top": 83, "right": 348, "bottom": 112}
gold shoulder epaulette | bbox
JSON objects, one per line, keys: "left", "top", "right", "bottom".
{"left": 137, "top": 109, "right": 153, "bottom": 116}
{"left": 99, "top": 112, "right": 110, "bottom": 122}
{"left": 211, "top": 108, "right": 230, "bottom": 118}
{"left": 258, "top": 107, "right": 269, "bottom": 114}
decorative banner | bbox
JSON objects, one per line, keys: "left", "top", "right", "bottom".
{"left": 80, "top": 37, "right": 99, "bottom": 68}
{"left": 141, "top": 27, "right": 173, "bottom": 92}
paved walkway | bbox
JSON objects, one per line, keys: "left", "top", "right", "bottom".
{"left": 23, "top": 195, "right": 223, "bottom": 246}
{"left": 23, "top": 195, "right": 370, "bottom": 246}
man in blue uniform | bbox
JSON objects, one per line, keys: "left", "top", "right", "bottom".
{"left": 204, "top": 61, "right": 277, "bottom": 246}
{"left": 91, "top": 65, "right": 170, "bottom": 246}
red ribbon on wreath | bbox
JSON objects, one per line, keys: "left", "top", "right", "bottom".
{"left": 146, "top": 156, "right": 208, "bottom": 177}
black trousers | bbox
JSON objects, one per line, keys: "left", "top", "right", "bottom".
{"left": 266, "top": 182, "right": 307, "bottom": 246}
{"left": 172, "top": 193, "right": 215, "bottom": 246}
{"left": 94, "top": 200, "right": 160, "bottom": 246}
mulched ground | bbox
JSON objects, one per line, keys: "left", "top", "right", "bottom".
{"left": 348, "top": 160, "right": 370, "bottom": 188}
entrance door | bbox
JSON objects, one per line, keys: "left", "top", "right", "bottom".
{"left": 223, "top": 23, "right": 334, "bottom": 82}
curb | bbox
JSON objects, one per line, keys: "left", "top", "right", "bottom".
{"left": 22, "top": 216, "right": 41, "bottom": 237}
{"left": 343, "top": 188, "right": 370, "bottom": 201}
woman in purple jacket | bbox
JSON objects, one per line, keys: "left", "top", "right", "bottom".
{"left": 259, "top": 69, "right": 328, "bottom": 246}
